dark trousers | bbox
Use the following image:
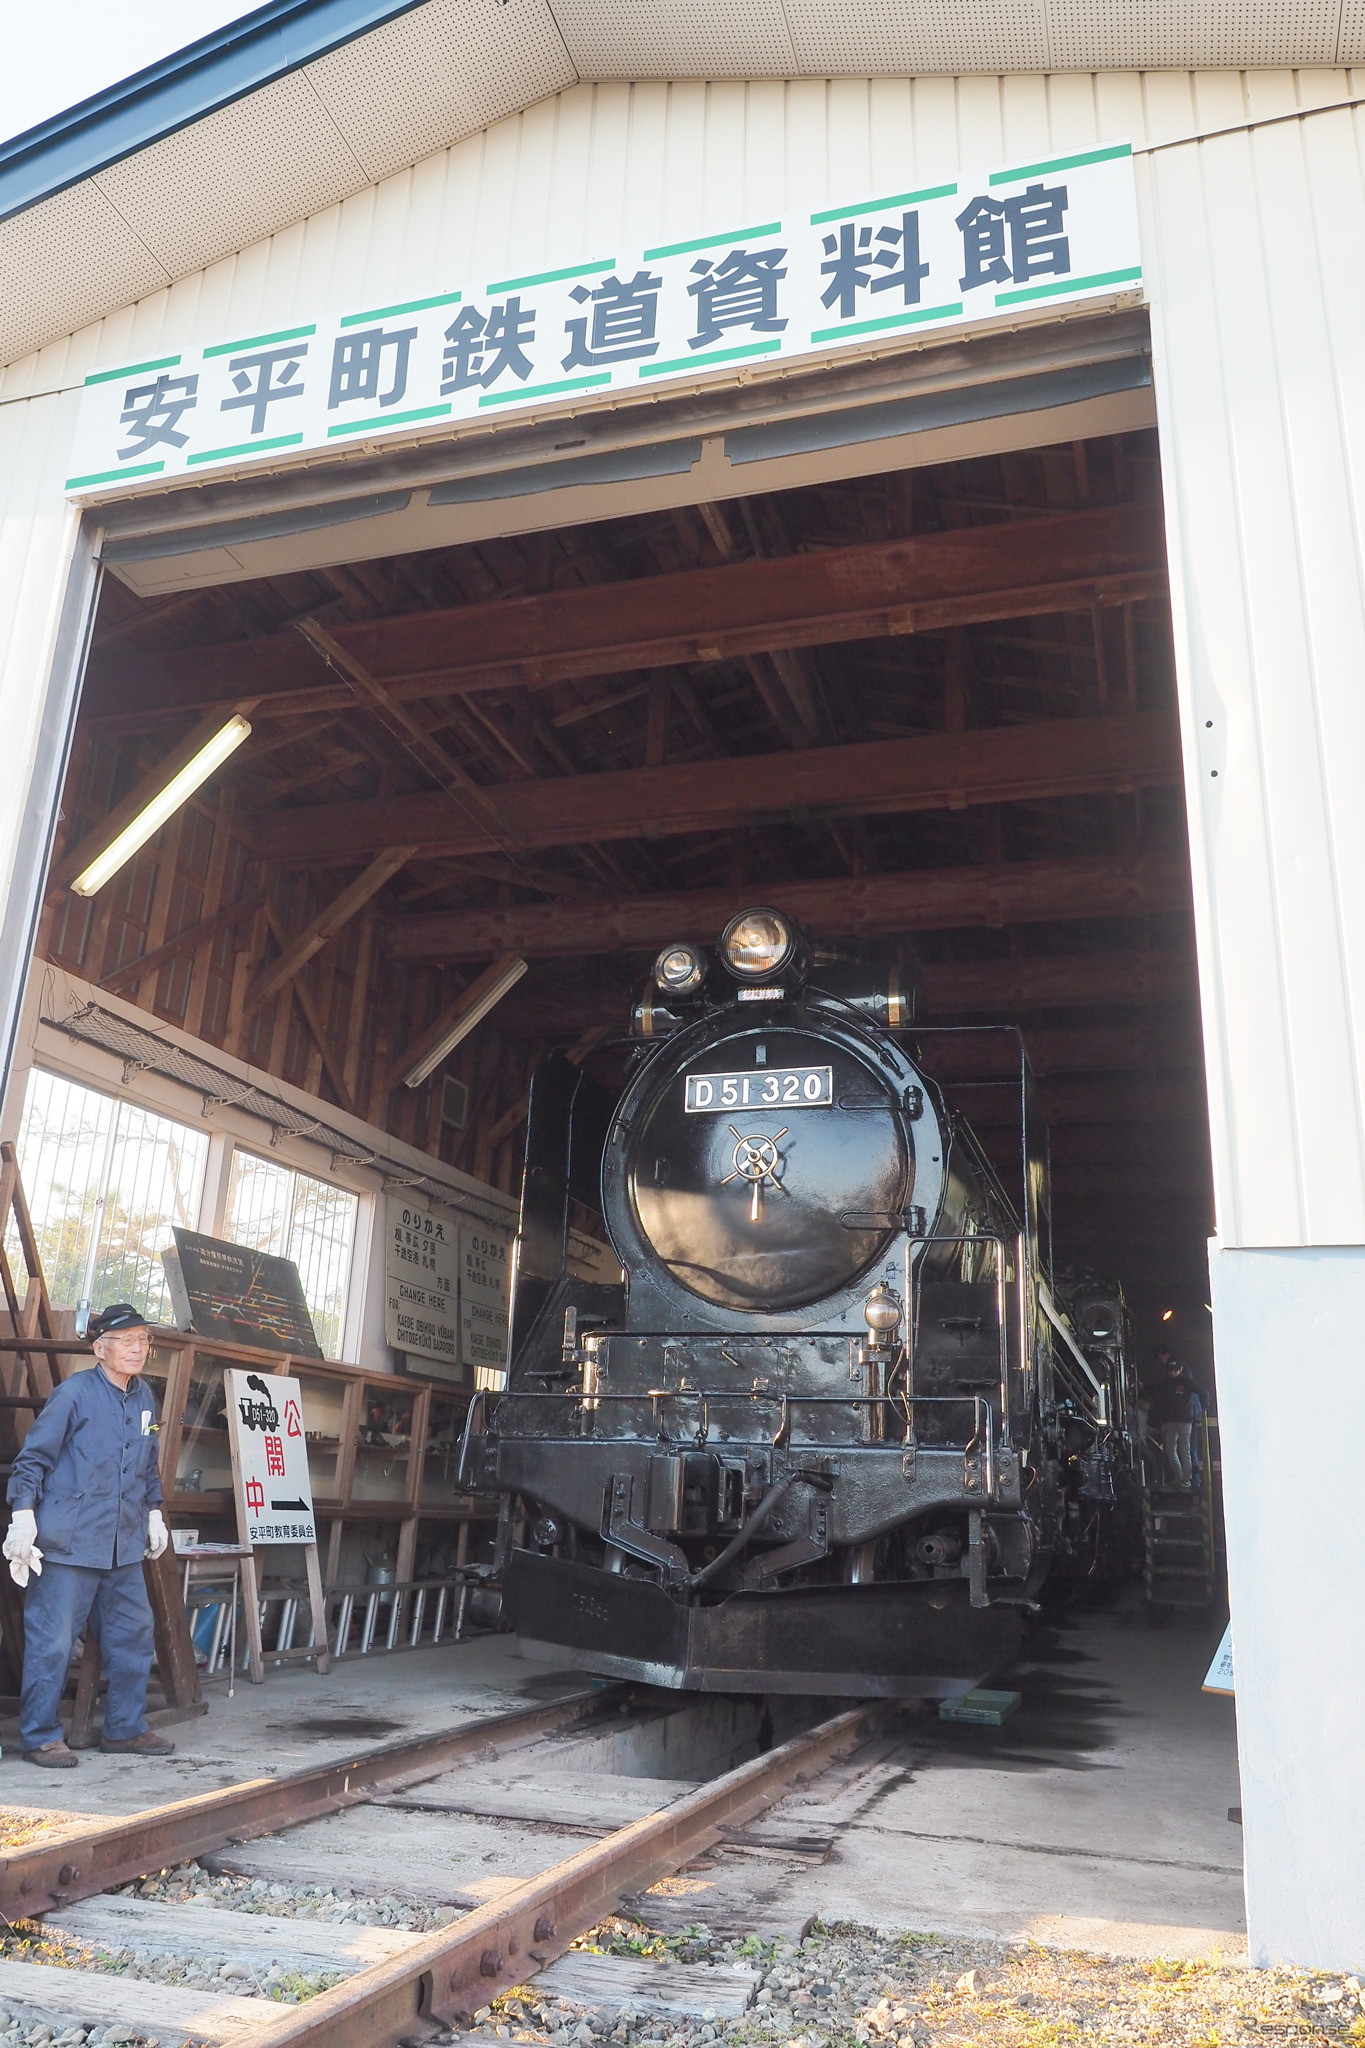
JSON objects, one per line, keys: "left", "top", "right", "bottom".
{"left": 20, "top": 1559, "right": 154, "bottom": 1751}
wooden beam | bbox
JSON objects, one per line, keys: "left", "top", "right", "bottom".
{"left": 388, "top": 850, "right": 1191, "bottom": 964}
{"left": 246, "top": 848, "right": 415, "bottom": 1014}
{"left": 293, "top": 618, "right": 520, "bottom": 849}
{"left": 83, "top": 502, "right": 1167, "bottom": 720}
{"left": 260, "top": 904, "right": 357, "bottom": 1116}
{"left": 918, "top": 1022, "right": 1204, "bottom": 1081}
{"left": 949, "top": 1073, "right": 1208, "bottom": 1125}
{"left": 53, "top": 700, "right": 258, "bottom": 890}
{"left": 383, "top": 955, "right": 523, "bottom": 1094}
{"left": 96, "top": 892, "right": 262, "bottom": 996}
{"left": 923, "top": 947, "right": 1195, "bottom": 1015}
{"left": 257, "top": 709, "right": 1179, "bottom": 867}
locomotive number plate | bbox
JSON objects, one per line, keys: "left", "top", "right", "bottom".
{"left": 684, "top": 1065, "right": 833, "bottom": 1112}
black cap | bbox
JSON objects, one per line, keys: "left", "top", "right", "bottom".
{"left": 90, "top": 1304, "right": 149, "bottom": 1338}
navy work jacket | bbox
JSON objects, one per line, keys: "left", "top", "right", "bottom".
{"left": 6, "top": 1364, "right": 162, "bottom": 1569}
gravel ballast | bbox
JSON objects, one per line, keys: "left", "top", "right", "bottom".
{"left": 444, "top": 1917, "right": 1359, "bottom": 2048}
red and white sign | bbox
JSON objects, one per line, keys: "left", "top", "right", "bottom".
{"left": 224, "top": 1368, "right": 317, "bottom": 1546}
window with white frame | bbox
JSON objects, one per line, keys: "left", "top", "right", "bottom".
{"left": 223, "top": 1149, "right": 358, "bottom": 1360}
{"left": 10, "top": 1067, "right": 209, "bottom": 1323}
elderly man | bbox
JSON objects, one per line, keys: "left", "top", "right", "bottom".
{"left": 2, "top": 1304, "right": 173, "bottom": 1767}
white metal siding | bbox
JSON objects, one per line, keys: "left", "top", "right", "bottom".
{"left": 1, "top": 71, "right": 1365, "bottom": 1258}
{"left": 1145, "top": 106, "right": 1365, "bottom": 1247}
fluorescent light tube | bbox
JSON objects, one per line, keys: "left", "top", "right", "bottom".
{"left": 71, "top": 713, "right": 253, "bottom": 897}
{"left": 404, "top": 956, "right": 529, "bottom": 1088}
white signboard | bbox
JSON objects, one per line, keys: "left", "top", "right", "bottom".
{"left": 1203, "top": 1622, "right": 1235, "bottom": 1696}
{"left": 384, "top": 1192, "right": 459, "bottom": 1365}
{"left": 224, "top": 1369, "right": 317, "bottom": 1546}
{"left": 460, "top": 1221, "right": 512, "bottom": 1377}
{"left": 64, "top": 144, "right": 1141, "bottom": 495}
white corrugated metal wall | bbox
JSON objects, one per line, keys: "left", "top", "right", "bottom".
{"left": 2, "top": 66, "right": 1365, "bottom": 1961}
{"left": 1145, "top": 105, "right": 1365, "bottom": 1967}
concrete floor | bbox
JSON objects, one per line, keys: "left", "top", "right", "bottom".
{"left": 0, "top": 1632, "right": 590, "bottom": 1814}
{"left": 0, "top": 1598, "right": 1245, "bottom": 1963}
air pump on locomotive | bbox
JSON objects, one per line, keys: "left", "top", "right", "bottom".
{"left": 462, "top": 908, "right": 1131, "bottom": 1694}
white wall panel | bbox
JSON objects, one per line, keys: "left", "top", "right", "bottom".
{"left": 0, "top": 389, "right": 87, "bottom": 1057}
{"left": 1145, "top": 106, "right": 1365, "bottom": 1246}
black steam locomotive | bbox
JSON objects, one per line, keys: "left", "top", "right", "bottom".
{"left": 462, "top": 909, "right": 1128, "bottom": 1695}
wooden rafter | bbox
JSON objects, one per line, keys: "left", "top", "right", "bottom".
{"left": 260, "top": 903, "right": 358, "bottom": 1116}
{"left": 84, "top": 503, "right": 1166, "bottom": 720}
{"left": 246, "top": 848, "right": 415, "bottom": 1014}
{"left": 389, "top": 850, "right": 1191, "bottom": 963}
{"left": 257, "top": 710, "right": 1178, "bottom": 867}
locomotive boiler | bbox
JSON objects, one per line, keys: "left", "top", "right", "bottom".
{"left": 462, "top": 908, "right": 1122, "bottom": 1695}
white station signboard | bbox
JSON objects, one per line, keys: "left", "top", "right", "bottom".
{"left": 460, "top": 1222, "right": 512, "bottom": 1381}
{"left": 384, "top": 1192, "right": 459, "bottom": 1367}
{"left": 65, "top": 143, "right": 1141, "bottom": 495}
{"left": 225, "top": 1368, "right": 317, "bottom": 1546}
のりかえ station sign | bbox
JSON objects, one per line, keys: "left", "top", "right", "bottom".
{"left": 65, "top": 143, "right": 1141, "bottom": 494}
{"left": 384, "top": 1191, "right": 459, "bottom": 1366}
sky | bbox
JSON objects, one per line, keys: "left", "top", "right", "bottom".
{"left": 3, "top": 1, "right": 256, "bottom": 146}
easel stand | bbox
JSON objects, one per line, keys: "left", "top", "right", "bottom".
{"left": 232, "top": 1541, "right": 331, "bottom": 1683}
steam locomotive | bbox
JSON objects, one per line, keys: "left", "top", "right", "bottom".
{"left": 462, "top": 909, "right": 1129, "bottom": 1695}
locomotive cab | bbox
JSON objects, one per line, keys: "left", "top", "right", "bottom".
{"left": 466, "top": 909, "right": 1118, "bottom": 1696}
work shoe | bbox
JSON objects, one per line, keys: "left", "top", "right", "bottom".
{"left": 100, "top": 1729, "right": 175, "bottom": 1755}
{"left": 23, "top": 1742, "right": 77, "bottom": 1768}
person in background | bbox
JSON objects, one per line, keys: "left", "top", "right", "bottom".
{"left": 1152, "top": 1346, "right": 1200, "bottom": 1489}
{"left": 1, "top": 1304, "right": 173, "bottom": 1767}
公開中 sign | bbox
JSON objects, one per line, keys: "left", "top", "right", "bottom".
{"left": 224, "top": 1368, "right": 317, "bottom": 1546}
{"left": 384, "top": 1191, "right": 459, "bottom": 1366}
{"left": 65, "top": 144, "right": 1140, "bottom": 495}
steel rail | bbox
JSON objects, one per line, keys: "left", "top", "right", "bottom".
{"left": 0, "top": 1684, "right": 630, "bottom": 1919}
{"left": 251, "top": 1701, "right": 891, "bottom": 2048}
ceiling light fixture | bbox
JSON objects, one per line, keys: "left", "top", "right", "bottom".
{"left": 403, "top": 956, "right": 529, "bottom": 1088}
{"left": 70, "top": 713, "right": 253, "bottom": 897}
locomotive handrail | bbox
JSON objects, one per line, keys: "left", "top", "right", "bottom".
{"left": 899, "top": 1228, "right": 1018, "bottom": 1451}
{"left": 497, "top": 1382, "right": 996, "bottom": 1463}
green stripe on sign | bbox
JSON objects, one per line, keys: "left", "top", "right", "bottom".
{"left": 186, "top": 432, "right": 305, "bottom": 465}
{"left": 809, "top": 183, "right": 957, "bottom": 225}
{"left": 477, "top": 373, "right": 613, "bottom": 408}
{"left": 644, "top": 222, "right": 782, "bottom": 261}
{"left": 989, "top": 141, "right": 1133, "bottom": 186}
{"left": 202, "top": 324, "right": 316, "bottom": 359}
{"left": 339, "top": 291, "right": 463, "bottom": 327}
{"left": 639, "top": 338, "right": 782, "bottom": 378}
{"left": 810, "top": 300, "right": 962, "bottom": 344}
{"left": 486, "top": 258, "right": 616, "bottom": 293}
{"left": 327, "top": 402, "right": 453, "bottom": 437}
{"left": 84, "top": 355, "right": 181, "bottom": 386}
{"left": 66, "top": 461, "right": 166, "bottom": 489}
{"left": 994, "top": 264, "right": 1141, "bottom": 307}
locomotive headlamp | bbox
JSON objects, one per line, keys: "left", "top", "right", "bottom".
{"left": 655, "top": 942, "right": 704, "bottom": 994}
{"left": 721, "top": 908, "right": 793, "bottom": 979}
{"left": 863, "top": 1282, "right": 903, "bottom": 1339}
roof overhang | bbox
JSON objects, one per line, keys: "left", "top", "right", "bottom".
{"left": 4, "top": 0, "right": 1362, "bottom": 368}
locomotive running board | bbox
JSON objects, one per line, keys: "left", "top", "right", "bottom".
{"left": 505, "top": 1549, "right": 1024, "bottom": 1698}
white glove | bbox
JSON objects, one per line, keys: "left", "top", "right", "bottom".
{"left": 146, "top": 1509, "right": 169, "bottom": 1560}
{"left": 3, "top": 1509, "right": 43, "bottom": 1588}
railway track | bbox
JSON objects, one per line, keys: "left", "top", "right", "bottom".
{"left": 0, "top": 1687, "right": 896, "bottom": 2048}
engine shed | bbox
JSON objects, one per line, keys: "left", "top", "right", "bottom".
{"left": 0, "top": 0, "right": 1359, "bottom": 1977}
